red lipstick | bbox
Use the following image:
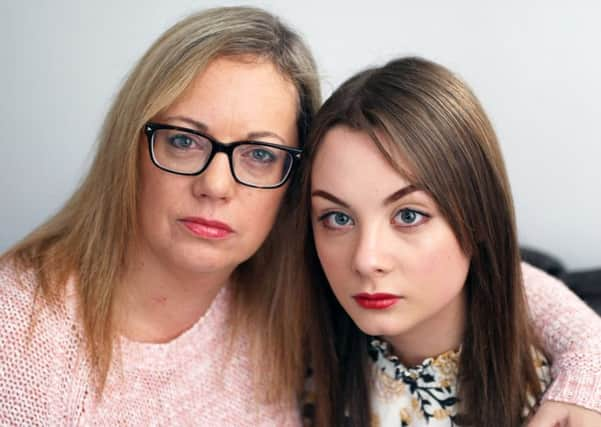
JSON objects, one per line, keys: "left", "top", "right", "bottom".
{"left": 353, "top": 293, "right": 401, "bottom": 310}
{"left": 180, "top": 217, "right": 233, "bottom": 239}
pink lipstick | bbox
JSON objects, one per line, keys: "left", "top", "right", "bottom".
{"left": 353, "top": 293, "right": 401, "bottom": 310}
{"left": 180, "top": 217, "right": 233, "bottom": 239}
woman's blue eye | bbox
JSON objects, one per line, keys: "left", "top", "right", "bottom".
{"left": 394, "top": 209, "right": 426, "bottom": 226}
{"left": 322, "top": 212, "right": 354, "bottom": 229}
{"left": 249, "top": 148, "right": 276, "bottom": 163}
{"left": 168, "top": 134, "right": 195, "bottom": 149}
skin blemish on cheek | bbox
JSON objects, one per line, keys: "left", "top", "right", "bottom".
{"left": 152, "top": 296, "right": 168, "bottom": 304}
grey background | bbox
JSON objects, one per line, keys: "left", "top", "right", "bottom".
{"left": 1, "top": 1, "right": 599, "bottom": 269}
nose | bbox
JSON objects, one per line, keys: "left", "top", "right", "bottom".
{"left": 191, "top": 152, "right": 236, "bottom": 200}
{"left": 351, "top": 223, "right": 394, "bottom": 278}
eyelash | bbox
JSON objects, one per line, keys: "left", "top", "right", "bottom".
{"left": 392, "top": 208, "right": 430, "bottom": 228}
{"left": 317, "top": 211, "right": 354, "bottom": 230}
{"left": 316, "top": 208, "right": 430, "bottom": 231}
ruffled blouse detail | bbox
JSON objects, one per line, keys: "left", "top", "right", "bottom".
{"left": 368, "top": 338, "right": 551, "bottom": 427}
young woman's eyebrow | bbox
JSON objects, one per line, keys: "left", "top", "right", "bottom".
{"left": 311, "top": 185, "right": 419, "bottom": 209}
{"left": 311, "top": 190, "right": 350, "bottom": 208}
{"left": 383, "top": 184, "right": 419, "bottom": 205}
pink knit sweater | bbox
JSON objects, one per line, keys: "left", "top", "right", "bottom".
{"left": 522, "top": 263, "right": 601, "bottom": 411}
{"left": 1, "top": 262, "right": 600, "bottom": 425}
{"left": 0, "top": 264, "right": 300, "bottom": 426}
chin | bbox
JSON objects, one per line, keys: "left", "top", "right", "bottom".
{"left": 164, "top": 246, "right": 229, "bottom": 275}
{"left": 187, "top": 253, "right": 234, "bottom": 274}
{"left": 351, "top": 314, "right": 405, "bottom": 338}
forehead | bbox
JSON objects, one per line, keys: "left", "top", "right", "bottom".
{"left": 160, "top": 56, "right": 299, "bottom": 145}
{"left": 312, "top": 125, "right": 413, "bottom": 192}
{"left": 189, "top": 55, "right": 297, "bottom": 101}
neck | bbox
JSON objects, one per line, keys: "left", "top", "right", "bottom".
{"left": 115, "top": 248, "right": 233, "bottom": 344}
{"left": 384, "top": 289, "right": 466, "bottom": 367}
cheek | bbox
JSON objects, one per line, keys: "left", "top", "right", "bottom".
{"left": 139, "top": 157, "right": 161, "bottom": 217}
{"left": 415, "top": 230, "right": 470, "bottom": 296}
{"left": 313, "top": 231, "right": 352, "bottom": 291}
{"left": 240, "top": 188, "right": 286, "bottom": 238}
{"left": 138, "top": 156, "right": 187, "bottom": 227}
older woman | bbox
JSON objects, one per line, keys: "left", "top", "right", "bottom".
{"left": 0, "top": 7, "right": 319, "bottom": 425}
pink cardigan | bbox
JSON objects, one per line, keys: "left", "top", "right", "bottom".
{"left": 0, "top": 262, "right": 599, "bottom": 425}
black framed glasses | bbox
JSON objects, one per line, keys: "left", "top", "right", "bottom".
{"left": 143, "top": 122, "right": 302, "bottom": 189}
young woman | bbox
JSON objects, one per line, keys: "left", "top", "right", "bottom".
{"left": 302, "top": 57, "right": 601, "bottom": 426}
{"left": 0, "top": 6, "right": 599, "bottom": 426}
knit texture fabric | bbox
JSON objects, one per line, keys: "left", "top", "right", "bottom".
{"left": 522, "top": 263, "right": 601, "bottom": 412}
{"left": 0, "top": 263, "right": 300, "bottom": 426}
{"left": 1, "top": 262, "right": 600, "bottom": 425}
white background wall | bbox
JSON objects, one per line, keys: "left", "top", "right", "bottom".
{"left": 1, "top": 1, "right": 599, "bottom": 269}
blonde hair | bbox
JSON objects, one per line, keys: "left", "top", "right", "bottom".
{"left": 3, "top": 6, "right": 321, "bottom": 402}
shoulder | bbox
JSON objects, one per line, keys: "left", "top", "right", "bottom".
{"left": 0, "top": 259, "right": 85, "bottom": 424}
{"left": 0, "top": 259, "right": 40, "bottom": 323}
{"left": 0, "top": 258, "right": 79, "bottom": 319}
{"left": 520, "top": 261, "right": 596, "bottom": 314}
{"left": 521, "top": 261, "right": 562, "bottom": 286}
{"left": 520, "top": 261, "right": 569, "bottom": 298}
{"left": 0, "top": 257, "right": 80, "bottom": 360}
{"left": 0, "top": 258, "right": 81, "bottom": 347}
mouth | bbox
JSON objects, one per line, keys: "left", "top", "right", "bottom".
{"left": 352, "top": 292, "right": 402, "bottom": 310}
{"left": 179, "top": 217, "right": 234, "bottom": 240}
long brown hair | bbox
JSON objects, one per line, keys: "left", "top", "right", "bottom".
{"left": 1, "top": 6, "right": 321, "bottom": 406}
{"left": 301, "top": 57, "right": 543, "bottom": 426}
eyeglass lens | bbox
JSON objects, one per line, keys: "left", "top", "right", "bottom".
{"left": 151, "top": 128, "right": 293, "bottom": 187}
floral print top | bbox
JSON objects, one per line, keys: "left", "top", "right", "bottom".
{"left": 368, "top": 339, "right": 552, "bottom": 427}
